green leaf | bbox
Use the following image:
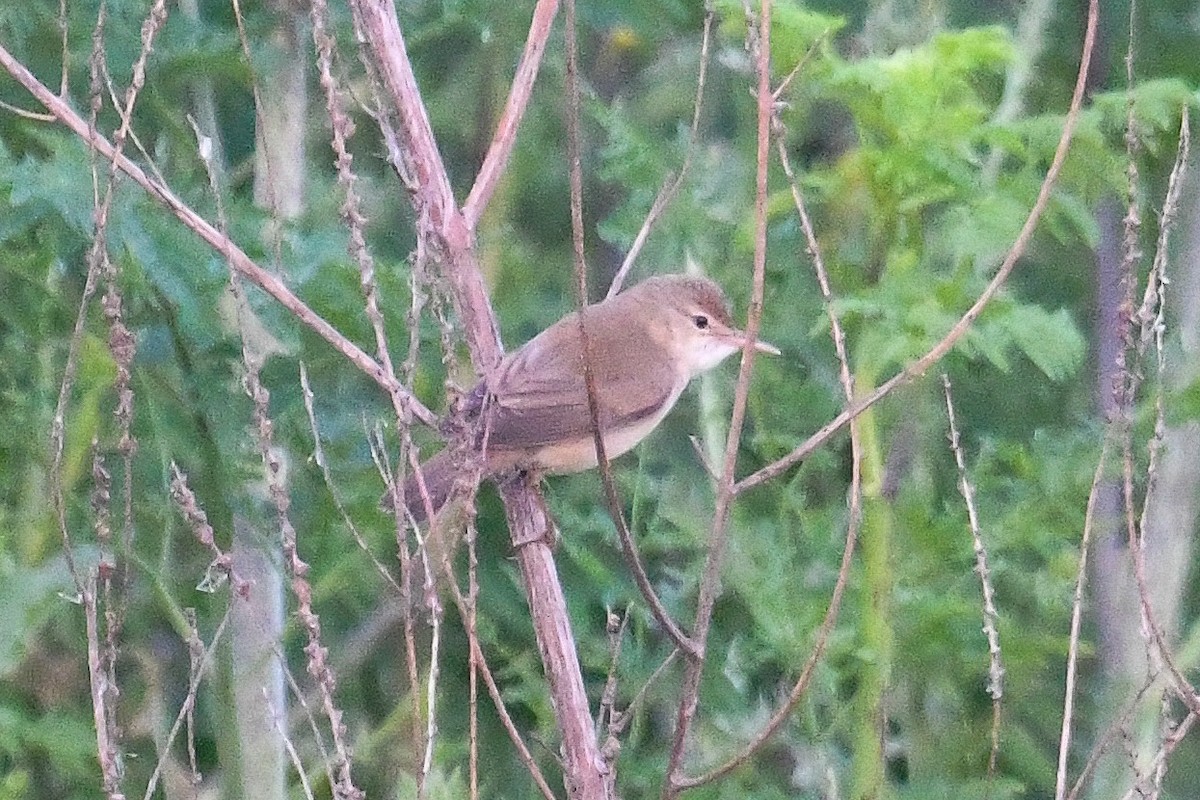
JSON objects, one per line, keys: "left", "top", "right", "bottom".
{"left": 0, "top": 551, "right": 93, "bottom": 677}
{"left": 1000, "top": 305, "right": 1085, "bottom": 381}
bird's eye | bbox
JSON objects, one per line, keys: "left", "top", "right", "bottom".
{"left": 692, "top": 314, "right": 709, "bottom": 330}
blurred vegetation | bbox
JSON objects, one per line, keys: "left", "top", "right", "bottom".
{"left": 0, "top": 0, "right": 1198, "bottom": 798}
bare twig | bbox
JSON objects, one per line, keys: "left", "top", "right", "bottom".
{"left": 1054, "top": 446, "right": 1110, "bottom": 800}
{"left": 141, "top": 608, "right": 233, "bottom": 800}
{"left": 195, "top": 79, "right": 361, "bottom": 794}
{"left": 606, "top": 9, "right": 715, "bottom": 298}
{"left": 467, "top": 513, "right": 480, "bottom": 800}
{"left": 563, "top": 0, "right": 699, "bottom": 661}
{"left": 1065, "top": 674, "right": 1160, "bottom": 800}
{"left": 410, "top": 513, "right": 443, "bottom": 793}
{"left": 280, "top": 652, "right": 340, "bottom": 795}
{"left": 664, "top": 1, "right": 774, "bottom": 794}
{"left": 80, "top": 13, "right": 172, "bottom": 789}
{"left": 598, "top": 607, "right": 632, "bottom": 793}
{"left": 440, "top": 561, "right": 558, "bottom": 800}
{"left": 300, "top": 365, "right": 401, "bottom": 592}
{"left": 269, "top": 688, "right": 317, "bottom": 800}
{"left": 770, "top": 27, "right": 830, "bottom": 101}
{"left": 676, "top": 69, "right": 863, "bottom": 788}
{"left": 463, "top": 0, "right": 561, "bottom": 228}
{"left": 0, "top": 97, "right": 55, "bottom": 120}
{"left": 304, "top": 2, "right": 438, "bottom": 768}
{"left": 613, "top": 648, "right": 680, "bottom": 735}
{"left": 1115, "top": 712, "right": 1199, "bottom": 800}
{"left": 348, "top": 1, "right": 609, "bottom": 794}
{"left": 169, "top": 464, "right": 236, "bottom": 593}
{"left": 84, "top": 576, "right": 123, "bottom": 800}
{"left": 1123, "top": 107, "right": 1200, "bottom": 717}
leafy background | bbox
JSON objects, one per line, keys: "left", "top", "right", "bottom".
{"left": 0, "top": 0, "right": 1199, "bottom": 798}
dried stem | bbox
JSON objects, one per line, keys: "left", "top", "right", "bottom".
{"left": 1115, "top": 712, "right": 1199, "bottom": 800}
{"left": 467, "top": 513, "right": 480, "bottom": 800}
{"left": 84, "top": 577, "right": 123, "bottom": 800}
{"left": 300, "top": 364, "right": 401, "bottom": 591}
{"left": 942, "top": 375, "right": 1004, "bottom": 782}
{"left": 463, "top": 0, "right": 561, "bottom": 227}
{"left": 664, "top": 1, "right": 773, "bottom": 794}
{"left": 1054, "top": 445, "right": 1110, "bottom": 800}
{"left": 676, "top": 85, "right": 864, "bottom": 788}
{"left": 440, "top": 560, "right": 558, "bottom": 800}
{"left": 563, "top": 0, "right": 698, "bottom": 661}
{"left": 141, "top": 608, "right": 233, "bottom": 800}
{"left": 349, "top": 1, "right": 608, "bottom": 795}
{"left": 1122, "top": 108, "right": 1200, "bottom": 715}
{"left": 1065, "top": 674, "right": 1159, "bottom": 800}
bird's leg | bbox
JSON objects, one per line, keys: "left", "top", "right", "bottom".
{"left": 502, "top": 470, "right": 560, "bottom": 550}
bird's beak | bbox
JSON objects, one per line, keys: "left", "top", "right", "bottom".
{"left": 724, "top": 325, "right": 780, "bottom": 356}
{"left": 714, "top": 319, "right": 780, "bottom": 357}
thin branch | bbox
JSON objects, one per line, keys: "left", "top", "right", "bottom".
{"left": 612, "top": 648, "right": 680, "bottom": 736}
{"left": 562, "top": 0, "right": 698, "bottom": 661}
{"left": 347, "top": 0, "right": 502, "bottom": 367}
{"left": 141, "top": 607, "right": 233, "bottom": 800}
{"left": 300, "top": 364, "right": 401, "bottom": 592}
{"left": 463, "top": 0, "right": 561, "bottom": 228}
{"left": 84, "top": 577, "right": 122, "bottom": 800}
{"left": 1054, "top": 445, "right": 1110, "bottom": 800}
{"left": 664, "top": 0, "right": 773, "bottom": 793}
{"left": 440, "top": 561, "right": 558, "bottom": 800}
{"left": 735, "top": 0, "right": 1101, "bottom": 495}
{"left": 1123, "top": 107, "right": 1200, "bottom": 717}
{"left": 675, "top": 79, "right": 863, "bottom": 790}
{"left": 269, "top": 688, "right": 317, "bottom": 800}
{"left": 0, "top": 97, "right": 55, "bottom": 120}
{"left": 606, "top": 9, "right": 715, "bottom": 298}
{"left": 1065, "top": 674, "right": 1160, "bottom": 800}
{"left": 349, "top": 2, "right": 608, "bottom": 795}
{"left": 304, "top": 10, "right": 439, "bottom": 766}
{"left": 467, "top": 514, "right": 480, "bottom": 800}
{"left": 1115, "top": 711, "right": 1199, "bottom": 800}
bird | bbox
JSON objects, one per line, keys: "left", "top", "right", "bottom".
{"left": 390, "top": 273, "right": 778, "bottom": 521}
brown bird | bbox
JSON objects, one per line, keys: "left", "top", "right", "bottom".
{"left": 392, "top": 274, "right": 778, "bottom": 521}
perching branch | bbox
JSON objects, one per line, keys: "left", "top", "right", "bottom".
{"left": 347, "top": 1, "right": 609, "bottom": 796}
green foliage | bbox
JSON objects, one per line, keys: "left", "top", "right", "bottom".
{"left": 0, "top": 706, "right": 98, "bottom": 800}
{"left": 0, "top": 0, "right": 1197, "bottom": 798}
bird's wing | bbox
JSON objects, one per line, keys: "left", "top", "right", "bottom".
{"left": 485, "top": 311, "right": 680, "bottom": 450}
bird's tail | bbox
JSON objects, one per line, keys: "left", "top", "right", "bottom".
{"left": 382, "top": 449, "right": 462, "bottom": 522}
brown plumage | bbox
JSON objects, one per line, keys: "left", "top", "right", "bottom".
{"left": 391, "top": 274, "right": 776, "bottom": 521}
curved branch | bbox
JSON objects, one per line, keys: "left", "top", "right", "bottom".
{"left": 676, "top": 101, "right": 865, "bottom": 791}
